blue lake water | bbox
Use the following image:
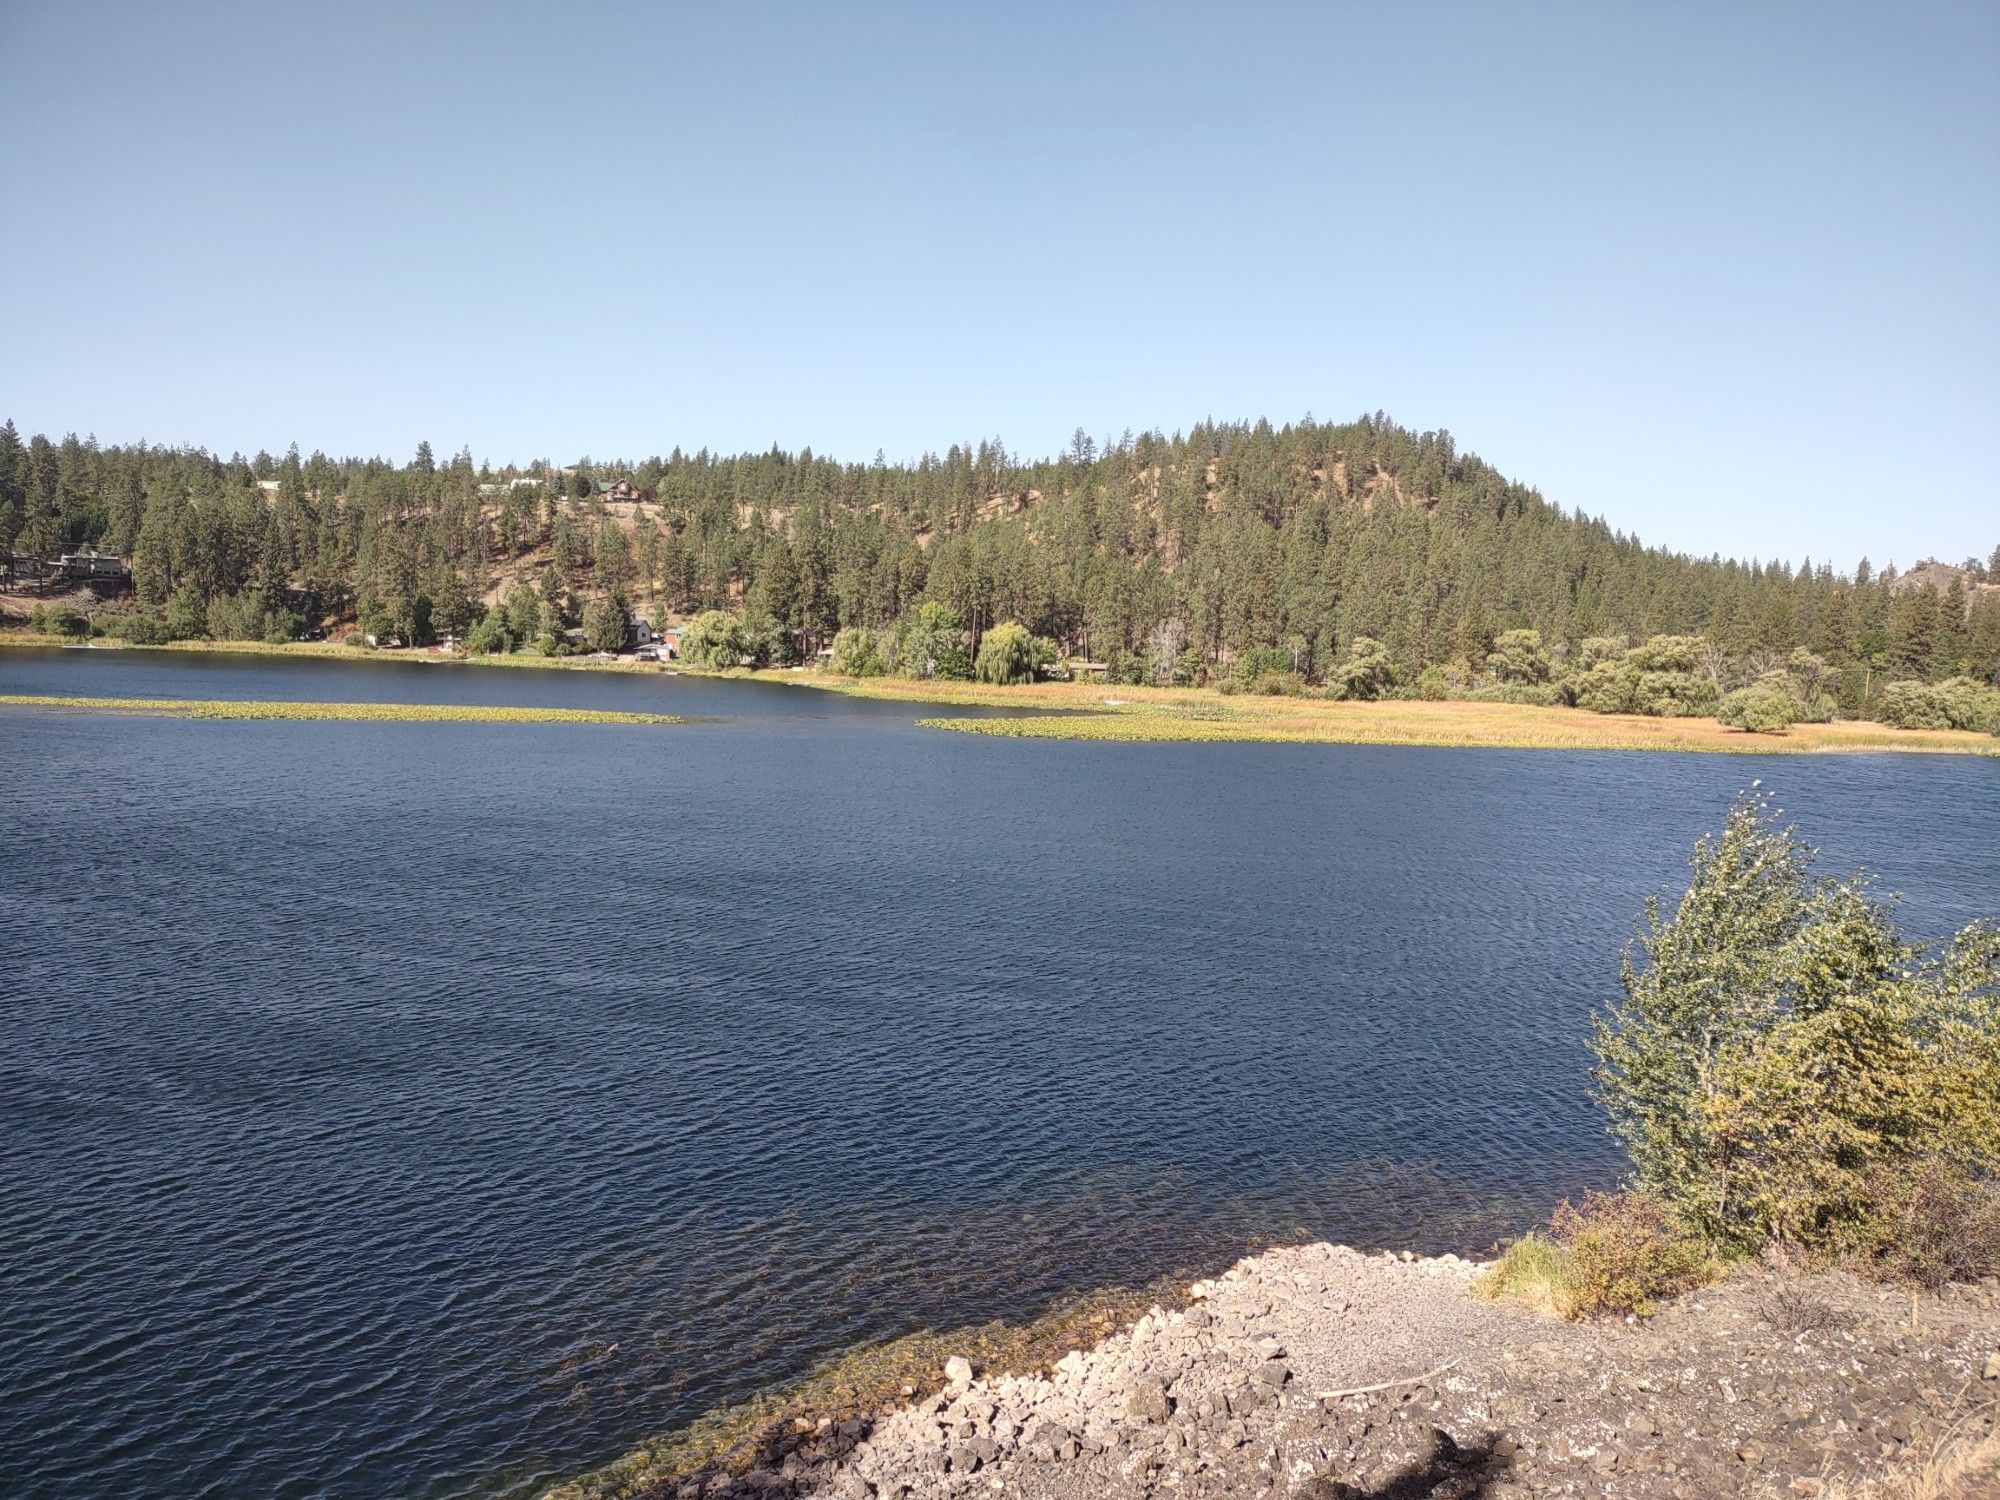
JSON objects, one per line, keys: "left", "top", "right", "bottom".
{"left": 2, "top": 645, "right": 1996, "bottom": 1499}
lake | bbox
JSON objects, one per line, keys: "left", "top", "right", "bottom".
{"left": 2, "top": 646, "right": 1995, "bottom": 1499}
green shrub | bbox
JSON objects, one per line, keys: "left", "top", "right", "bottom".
{"left": 973, "top": 621, "right": 1053, "bottom": 685}
{"left": 1717, "top": 673, "right": 1807, "bottom": 732}
{"left": 1551, "top": 1192, "right": 1711, "bottom": 1317}
{"left": 464, "top": 613, "right": 517, "bottom": 655}
{"left": 679, "top": 610, "right": 748, "bottom": 669}
{"left": 1330, "top": 636, "right": 1394, "bottom": 700}
{"left": 1477, "top": 1192, "right": 1711, "bottom": 1319}
{"left": 1107, "top": 650, "right": 1148, "bottom": 686}
{"left": 827, "top": 626, "right": 887, "bottom": 677}
{"left": 96, "top": 608, "right": 173, "bottom": 644}
{"left": 1876, "top": 680, "right": 1951, "bottom": 729}
{"left": 1415, "top": 665, "right": 1454, "bottom": 701}
{"left": 895, "top": 602, "right": 972, "bottom": 681}
{"left": 1232, "top": 645, "right": 1289, "bottom": 688}
{"left": 1487, "top": 628, "right": 1550, "bottom": 685}
{"left": 1870, "top": 676, "right": 1995, "bottom": 732}
{"left": 28, "top": 603, "right": 91, "bottom": 638}
{"left": 1244, "top": 670, "right": 1304, "bottom": 697}
{"left": 1937, "top": 676, "right": 2000, "bottom": 732}
{"left": 1593, "top": 791, "right": 2000, "bottom": 1253}
{"left": 1468, "top": 680, "right": 1563, "bottom": 707}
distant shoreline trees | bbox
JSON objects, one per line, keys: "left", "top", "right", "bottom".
{"left": 2, "top": 415, "right": 1994, "bottom": 716}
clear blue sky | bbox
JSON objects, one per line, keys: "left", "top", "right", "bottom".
{"left": 2, "top": 1, "right": 1993, "bottom": 571}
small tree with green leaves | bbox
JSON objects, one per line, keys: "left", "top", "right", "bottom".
{"left": 1331, "top": 636, "right": 1394, "bottom": 700}
{"left": 827, "top": 625, "right": 886, "bottom": 677}
{"left": 1717, "top": 673, "right": 1806, "bottom": 733}
{"left": 974, "top": 620, "right": 1045, "bottom": 684}
{"left": 1487, "top": 628, "right": 1550, "bottom": 685}
{"left": 679, "top": 609, "right": 746, "bottom": 669}
{"left": 1593, "top": 791, "right": 2000, "bottom": 1253}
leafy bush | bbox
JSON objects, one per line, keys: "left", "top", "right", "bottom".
{"left": 96, "top": 608, "right": 173, "bottom": 644}
{"left": 679, "top": 610, "right": 747, "bottom": 669}
{"left": 1330, "top": 636, "right": 1394, "bottom": 700}
{"left": 1870, "top": 676, "right": 1996, "bottom": 732}
{"left": 1552, "top": 1192, "right": 1710, "bottom": 1317}
{"left": 1593, "top": 791, "right": 2000, "bottom": 1253}
{"left": 897, "top": 602, "right": 971, "bottom": 681}
{"left": 1876, "top": 680, "right": 1952, "bottom": 730}
{"left": 827, "top": 626, "right": 887, "bottom": 677}
{"left": 464, "top": 613, "right": 517, "bottom": 655}
{"left": 1468, "top": 680, "right": 1563, "bottom": 707}
{"left": 28, "top": 603, "right": 91, "bottom": 639}
{"left": 1244, "top": 670, "right": 1304, "bottom": 696}
{"left": 1232, "top": 645, "right": 1290, "bottom": 688}
{"left": 1572, "top": 634, "right": 1720, "bottom": 718}
{"left": 1107, "top": 650, "right": 1148, "bottom": 686}
{"left": 973, "top": 621, "right": 1053, "bottom": 685}
{"left": 1476, "top": 1192, "right": 1711, "bottom": 1319}
{"left": 1717, "top": 673, "right": 1807, "bottom": 732}
{"left": 1415, "top": 665, "right": 1454, "bottom": 701}
{"left": 1487, "top": 628, "right": 1550, "bottom": 685}
{"left": 204, "top": 590, "right": 303, "bottom": 644}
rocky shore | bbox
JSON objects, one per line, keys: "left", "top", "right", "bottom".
{"left": 583, "top": 1242, "right": 2000, "bottom": 1500}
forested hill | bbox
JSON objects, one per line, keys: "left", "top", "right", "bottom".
{"left": 2, "top": 414, "right": 1996, "bottom": 687}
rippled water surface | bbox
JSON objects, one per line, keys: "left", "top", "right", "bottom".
{"left": 3, "top": 646, "right": 1996, "bottom": 1499}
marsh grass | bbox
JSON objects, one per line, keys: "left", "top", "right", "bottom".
{"left": 912, "top": 696, "right": 1996, "bottom": 754}
{"left": 0, "top": 694, "right": 683, "bottom": 725}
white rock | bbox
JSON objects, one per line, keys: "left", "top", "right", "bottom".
{"left": 945, "top": 1355, "right": 974, "bottom": 1390}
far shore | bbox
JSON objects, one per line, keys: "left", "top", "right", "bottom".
{"left": 3, "top": 630, "right": 1995, "bottom": 756}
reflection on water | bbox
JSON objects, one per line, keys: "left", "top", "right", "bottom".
{"left": 2, "top": 646, "right": 1995, "bottom": 1500}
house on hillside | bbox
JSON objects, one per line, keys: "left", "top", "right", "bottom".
{"left": 598, "top": 479, "right": 660, "bottom": 505}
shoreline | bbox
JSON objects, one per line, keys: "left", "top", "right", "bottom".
{"left": 543, "top": 1239, "right": 1999, "bottom": 1500}
{"left": 3, "top": 634, "right": 1993, "bottom": 756}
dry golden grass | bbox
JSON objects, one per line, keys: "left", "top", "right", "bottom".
{"left": 801, "top": 677, "right": 1998, "bottom": 755}
{"left": 1821, "top": 1412, "right": 2000, "bottom": 1499}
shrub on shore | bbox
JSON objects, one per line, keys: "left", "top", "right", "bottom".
{"left": 27, "top": 603, "right": 90, "bottom": 639}
{"left": 1717, "top": 673, "right": 1808, "bottom": 732}
{"left": 1877, "top": 676, "right": 2000, "bottom": 734}
{"left": 827, "top": 626, "right": 888, "bottom": 677}
{"left": 1589, "top": 790, "right": 2000, "bottom": 1276}
{"left": 973, "top": 621, "right": 1055, "bottom": 685}
{"left": 1477, "top": 1191, "right": 1712, "bottom": 1319}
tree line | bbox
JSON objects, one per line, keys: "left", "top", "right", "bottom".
{"left": 3, "top": 415, "right": 1995, "bottom": 712}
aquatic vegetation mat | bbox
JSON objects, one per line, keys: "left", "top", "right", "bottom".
{"left": 0, "top": 694, "right": 684, "bottom": 725}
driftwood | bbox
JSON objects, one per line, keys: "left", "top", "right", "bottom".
{"left": 1316, "top": 1359, "right": 1458, "bottom": 1401}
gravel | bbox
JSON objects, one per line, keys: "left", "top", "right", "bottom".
{"left": 638, "top": 1242, "right": 1999, "bottom": 1499}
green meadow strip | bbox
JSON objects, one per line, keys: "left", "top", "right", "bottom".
{"left": 0, "top": 694, "right": 682, "bottom": 725}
